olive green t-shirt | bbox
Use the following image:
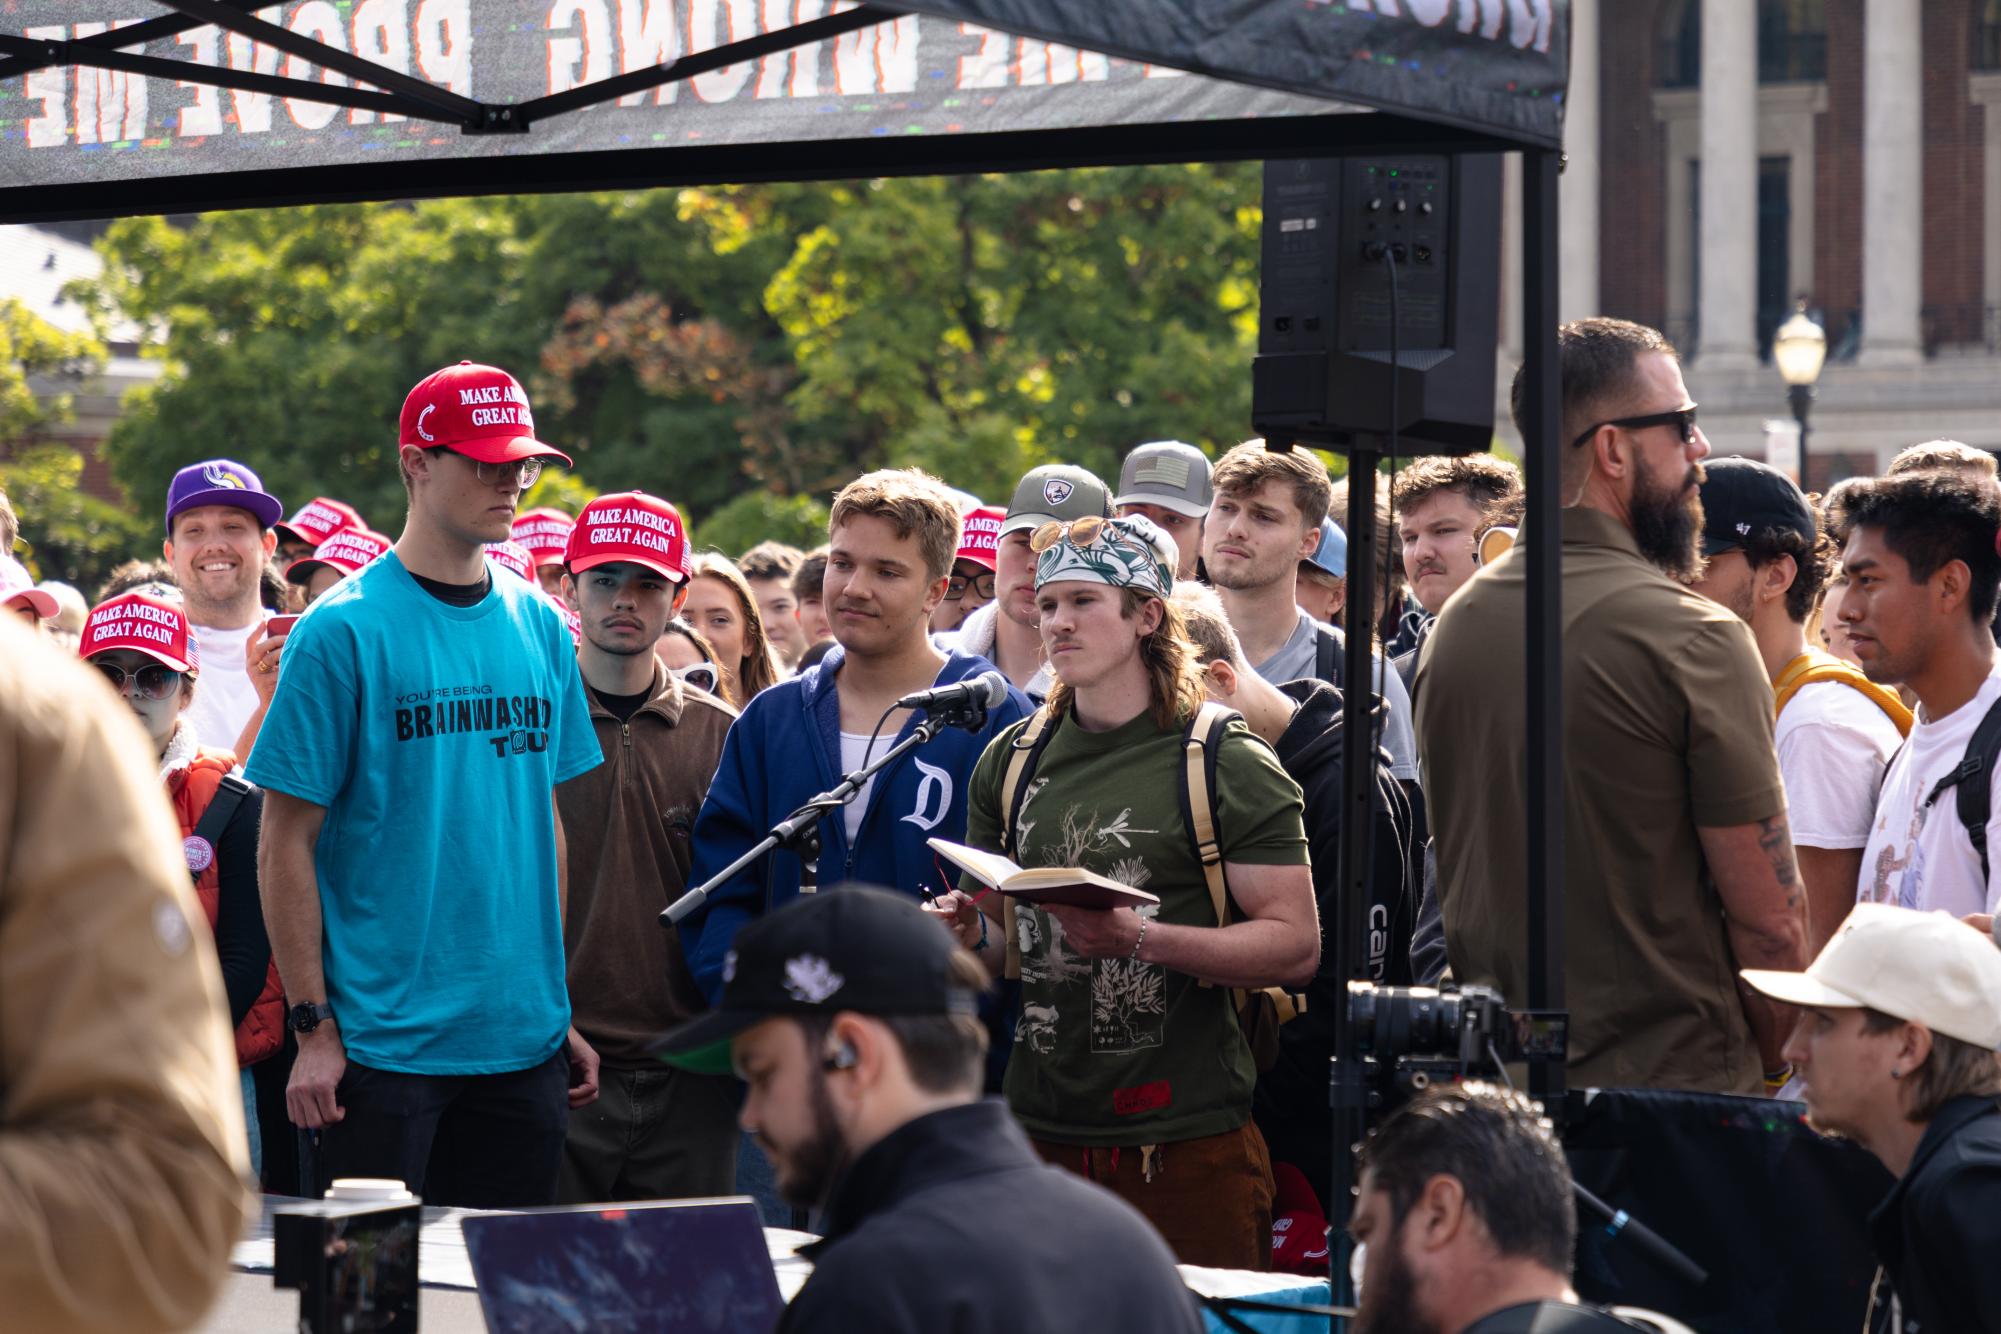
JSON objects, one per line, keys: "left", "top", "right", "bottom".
{"left": 963, "top": 708, "right": 1309, "bottom": 1146}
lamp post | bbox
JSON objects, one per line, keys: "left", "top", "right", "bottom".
{"left": 1773, "top": 302, "right": 1828, "bottom": 486}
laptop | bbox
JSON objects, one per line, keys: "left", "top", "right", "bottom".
{"left": 461, "top": 1197, "right": 785, "bottom": 1334}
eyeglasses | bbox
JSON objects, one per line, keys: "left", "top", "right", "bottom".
{"left": 946, "top": 571, "right": 997, "bottom": 601}
{"left": 1029, "top": 515, "right": 1107, "bottom": 555}
{"left": 95, "top": 660, "right": 185, "bottom": 700}
{"left": 1568, "top": 405, "right": 1699, "bottom": 451}
{"left": 468, "top": 457, "right": 545, "bottom": 488}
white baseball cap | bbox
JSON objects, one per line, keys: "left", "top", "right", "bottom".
{"left": 1742, "top": 902, "right": 2001, "bottom": 1049}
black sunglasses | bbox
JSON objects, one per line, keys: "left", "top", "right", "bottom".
{"left": 946, "top": 571, "right": 997, "bottom": 601}
{"left": 1569, "top": 405, "right": 1699, "bottom": 451}
{"left": 95, "top": 660, "right": 185, "bottom": 700}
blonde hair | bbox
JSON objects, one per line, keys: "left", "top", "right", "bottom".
{"left": 1886, "top": 440, "right": 1999, "bottom": 480}
{"left": 1171, "top": 583, "right": 1249, "bottom": 672}
{"left": 829, "top": 468, "right": 962, "bottom": 582}
{"left": 1044, "top": 589, "right": 1205, "bottom": 732}
{"left": 1211, "top": 440, "right": 1333, "bottom": 532}
{"left": 688, "top": 553, "right": 785, "bottom": 702}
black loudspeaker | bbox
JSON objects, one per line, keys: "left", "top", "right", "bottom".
{"left": 1252, "top": 154, "right": 1503, "bottom": 455}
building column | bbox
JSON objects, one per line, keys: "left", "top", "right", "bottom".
{"left": 1559, "top": 0, "right": 1599, "bottom": 323}
{"left": 1860, "top": 0, "right": 1924, "bottom": 367}
{"left": 1698, "top": 0, "right": 1758, "bottom": 368}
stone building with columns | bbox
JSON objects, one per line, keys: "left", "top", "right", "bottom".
{"left": 1498, "top": 0, "right": 1999, "bottom": 489}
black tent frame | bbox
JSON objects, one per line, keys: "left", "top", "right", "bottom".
{"left": 0, "top": 7, "right": 1566, "bottom": 1327}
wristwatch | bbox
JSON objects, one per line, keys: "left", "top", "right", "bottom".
{"left": 288, "top": 1001, "right": 335, "bottom": 1034}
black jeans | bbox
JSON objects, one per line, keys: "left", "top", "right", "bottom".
{"left": 311, "top": 1047, "right": 569, "bottom": 1208}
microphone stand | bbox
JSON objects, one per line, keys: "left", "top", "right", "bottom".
{"left": 661, "top": 694, "right": 994, "bottom": 927}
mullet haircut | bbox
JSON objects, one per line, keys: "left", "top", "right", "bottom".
{"left": 829, "top": 468, "right": 962, "bottom": 582}
{"left": 1514, "top": 318, "right": 1677, "bottom": 495}
{"left": 1828, "top": 472, "right": 2001, "bottom": 624}
{"left": 1391, "top": 454, "right": 1524, "bottom": 515}
{"left": 1861, "top": 1008, "right": 2001, "bottom": 1123}
{"left": 1211, "top": 440, "right": 1333, "bottom": 533}
{"left": 793, "top": 951, "right": 992, "bottom": 1095}
{"left": 1358, "top": 1083, "right": 1576, "bottom": 1277}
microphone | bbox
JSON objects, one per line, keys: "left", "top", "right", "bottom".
{"left": 895, "top": 670, "right": 1009, "bottom": 715}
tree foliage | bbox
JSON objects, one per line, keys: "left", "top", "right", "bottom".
{"left": 0, "top": 298, "right": 102, "bottom": 449}
{"left": 2, "top": 445, "right": 150, "bottom": 594}
{"left": 77, "top": 167, "right": 1263, "bottom": 554}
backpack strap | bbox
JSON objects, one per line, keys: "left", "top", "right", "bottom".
{"left": 1179, "top": 700, "right": 1238, "bottom": 930}
{"left": 188, "top": 773, "right": 253, "bottom": 884}
{"left": 1924, "top": 695, "right": 2001, "bottom": 893}
{"left": 1313, "top": 625, "right": 1343, "bottom": 688}
{"left": 1773, "top": 651, "right": 1914, "bottom": 737}
{"left": 996, "top": 706, "right": 1060, "bottom": 982}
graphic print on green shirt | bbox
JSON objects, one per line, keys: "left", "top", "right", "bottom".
{"left": 963, "top": 708, "right": 1308, "bottom": 1146}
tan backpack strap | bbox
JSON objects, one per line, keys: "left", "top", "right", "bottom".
{"left": 1184, "top": 699, "right": 1232, "bottom": 929}
{"left": 997, "top": 707, "right": 1057, "bottom": 982}
{"left": 1774, "top": 651, "right": 1915, "bottom": 737}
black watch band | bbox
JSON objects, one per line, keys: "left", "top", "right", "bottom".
{"left": 288, "top": 1001, "right": 335, "bottom": 1033}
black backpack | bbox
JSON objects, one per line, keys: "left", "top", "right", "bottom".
{"left": 1921, "top": 696, "right": 2001, "bottom": 888}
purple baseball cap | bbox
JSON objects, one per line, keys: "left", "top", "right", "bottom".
{"left": 164, "top": 459, "right": 284, "bottom": 535}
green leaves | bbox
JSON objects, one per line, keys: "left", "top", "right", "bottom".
{"left": 78, "top": 165, "right": 1263, "bottom": 557}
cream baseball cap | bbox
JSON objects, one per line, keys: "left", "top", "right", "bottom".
{"left": 1742, "top": 902, "right": 2001, "bottom": 1049}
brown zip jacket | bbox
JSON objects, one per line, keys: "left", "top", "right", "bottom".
{"left": 0, "top": 618, "right": 252, "bottom": 1331}
{"left": 559, "top": 660, "right": 739, "bottom": 1067}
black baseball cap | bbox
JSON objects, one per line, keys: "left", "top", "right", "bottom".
{"left": 1698, "top": 457, "right": 1818, "bottom": 558}
{"left": 652, "top": 886, "right": 977, "bottom": 1075}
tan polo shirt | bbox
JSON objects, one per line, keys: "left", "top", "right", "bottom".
{"left": 1414, "top": 506, "right": 1785, "bottom": 1094}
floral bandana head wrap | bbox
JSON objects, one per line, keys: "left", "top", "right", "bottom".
{"left": 1031, "top": 513, "right": 1177, "bottom": 599}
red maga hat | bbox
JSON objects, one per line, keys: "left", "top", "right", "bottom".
{"left": 285, "top": 528, "right": 391, "bottom": 586}
{"left": 566, "top": 492, "right": 692, "bottom": 583}
{"left": 275, "top": 497, "right": 363, "bottom": 550}
{"left": 79, "top": 592, "right": 198, "bottom": 674}
{"left": 486, "top": 540, "right": 538, "bottom": 585}
{"left": 510, "top": 508, "right": 575, "bottom": 567}
{"left": 955, "top": 505, "right": 1004, "bottom": 571}
{"left": 399, "top": 361, "right": 572, "bottom": 468}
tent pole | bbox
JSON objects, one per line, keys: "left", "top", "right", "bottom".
{"left": 1521, "top": 147, "right": 1566, "bottom": 1109}
{"left": 0, "top": 0, "right": 266, "bottom": 82}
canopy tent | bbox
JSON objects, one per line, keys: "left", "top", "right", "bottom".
{"left": 0, "top": 2, "right": 1566, "bottom": 220}
{"left": 0, "top": 4, "right": 1573, "bottom": 1322}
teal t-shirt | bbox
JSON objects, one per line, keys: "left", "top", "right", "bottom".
{"left": 245, "top": 551, "right": 600, "bottom": 1075}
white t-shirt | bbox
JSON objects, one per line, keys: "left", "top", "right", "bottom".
{"left": 184, "top": 621, "right": 262, "bottom": 756}
{"left": 1775, "top": 679, "right": 1904, "bottom": 849}
{"left": 1858, "top": 669, "right": 2001, "bottom": 918}
{"left": 838, "top": 731, "right": 883, "bottom": 843}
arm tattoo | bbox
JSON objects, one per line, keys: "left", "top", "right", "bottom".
{"left": 1759, "top": 814, "right": 1801, "bottom": 902}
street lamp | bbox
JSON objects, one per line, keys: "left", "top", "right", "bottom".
{"left": 1773, "top": 302, "right": 1828, "bottom": 486}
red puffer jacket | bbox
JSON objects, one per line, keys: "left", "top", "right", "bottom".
{"left": 170, "top": 749, "right": 285, "bottom": 1067}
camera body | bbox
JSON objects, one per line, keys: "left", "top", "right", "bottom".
{"left": 273, "top": 1197, "right": 421, "bottom": 1333}
{"left": 1345, "top": 980, "right": 1569, "bottom": 1112}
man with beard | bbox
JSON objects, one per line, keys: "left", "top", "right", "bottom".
{"left": 655, "top": 887, "right": 1203, "bottom": 1334}
{"left": 1349, "top": 1083, "right": 1638, "bottom": 1334}
{"left": 249, "top": 361, "right": 602, "bottom": 1205}
{"left": 1418, "top": 318, "right": 1807, "bottom": 1094}
{"left": 554, "top": 492, "right": 743, "bottom": 1203}
{"left": 1832, "top": 472, "right": 2001, "bottom": 920}
{"left": 162, "top": 459, "right": 288, "bottom": 761}
{"left": 1690, "top": 460, "right": 1909, "bottom": 957}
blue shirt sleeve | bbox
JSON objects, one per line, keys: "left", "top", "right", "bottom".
{"left": 548, "top": 636, "right": 600, "bottom": 787}
{"left": 242, "top": 633, "right": 357, "bottom": 807}
{"left": 683, "top": 700, "right": 772, "bottom": 1003}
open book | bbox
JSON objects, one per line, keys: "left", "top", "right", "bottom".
{"left": 928, "top": 838, "right": 1160, "bottom": 911}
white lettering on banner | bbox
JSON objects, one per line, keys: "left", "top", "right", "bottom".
{"left": 549, "top": 0, "right": 614, "bottom": 97}
{"left": 350, "top": 0, "right": 413, "bottom": 125}
{"left": 286, "top": 2, "right": 350, "bottom": 131}
{"left": 176, "top": 26, "right": 224, "bottom": 136}
{"left": 416, "top": 0, "right": 474, "bottom": 99}
{"left": 224, "top": 10, "right": 284, "bottom": 136}
{"left": 1319, "top": 0, "right": 1550, "bottom": 53}
{"left": 690, "top": 0, "right": 758, "bottom": 103}
{"left": 71, "top": 20, "right": 148, "bottom": 145}
{"left": 957, "top": 21, "right": 1009, "bottom": 90}
{"left": 617, "top": 0, "right": 681, "bottom": 107}
{"left": 832, "top": 10, "right": 918, "bottom": 95}
{"left": 24, "top": 27, "right": 68, "bottom": 149}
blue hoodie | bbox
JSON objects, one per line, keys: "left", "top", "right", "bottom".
{"left": 683, "top": 644, "right": 1032, "bottom": 1001}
